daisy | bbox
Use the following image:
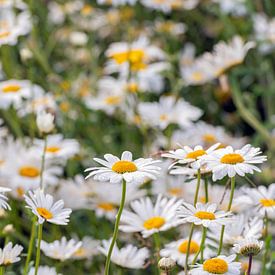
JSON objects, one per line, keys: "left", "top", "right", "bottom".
{"left": 97, "top": 0, "right": 137, "bottom": 6}
{"left": 40, "top": 237, "right": 82, "bottom": 262}
{"left": 0, "top": 187, "right": 11, "bottom": 210}
{"left": 162, "top": 143, "right": 220, "bottom": 170}
{"left": 85, "top": 150, "right": 161, "bottom": 184}
{"left": 98, "top": 239, "right": 149, "bottom": 269}
{"left": 212, "top": 0, "right": 247, "bottom": 16}
{"left": 233, "top": 237, "right": 263, "bottom": 256}
{"left": 72, "top": 237, "right": 100, "bottom": 260}
{"left": 202, "top": 144, "right": 267, "bottom": 181}
{"left": 190, "top": 254, "right": 241, "bottom": 275}
{"left": 0, "top": 242, "right": 23, "bottom": 266}
{"left": 119, "top": 195, "right": 183, "bottom": 238}
{"left": 28, "top": 266, "right": 59, "bottom": 275}
{"left": 177, "top": 202, "right": 232, "bottom": 228}
{"left": 138, "top": 96, "right": 202, "bottom": 130}
{"left": 24, "top": 189, "right": 72, "bottom": 225}
{"left": 160, "top": 232, "right": 214, "bottom": 266}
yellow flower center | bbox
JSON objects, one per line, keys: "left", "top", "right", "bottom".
{"left": 37, "top": 207, "right": 53, "bottom": 219}
{"left": 220, "top": 153, "right": 244, "bottom": 164}
{"left": 3, "top": 259, "right": 12, "bottom": 265}
{"left": 104, "top": 96, "right": 121, "bottom": 105}
{"left": 16, "top": 187, "right": 25, "bottom": 197}
{"left": 203, "top": 134, "right": 217, "bottom": 144}
{"left": 81, "top": 5, "right": 93, "bottom": 15}
{"left": 0, "top": 31, "right": 10, "bottom": 39}
{"left": 60, "top": 102, "right": 70, "bottom": 112}
{"left": 159, "top": 114, "right": 168, "bottom": 121}
{"left": 126, "top": 82, "right": 138, "bottom": 93}
{"left": 186, "top": 150, "right": 206, "bottom": 160}
{"left": 46, "top": 146, "right": 61, "bottom": 153}
{"left": 191, "top": 71, "right": 204, "bottom": 82}
{"left": 178, "top": 240, "right": 200, "bottom": 254}
{"left": 143, "top": 216, "right": 165, "bottom": 230}
{"left": 195, "top": 211, "right": 215, "bottom": 220}
{"left": 168, "top": 187, "right": 182, "bottom": 197}
{"left": 0, "top": 160, "right": 4, "bottom": 166}
{"left": 112, "top": 160, "right": 137, "bottom": 174}
{"left": 98, "top": 202, "right": 115, "bottom": 211}
{"left": 111, "top": 49, "right": 145, "bottom": 65}
{"left": 19, "top": 166, "right": 40, "bottom": 178}
{"left": 260, "top": 199, "right": 275, "bottom": 207}
{"left": 2, "top": 84, "right": 21, "bottom": 93}
{"left": 74, "top": 247, "right": 86, "bottom": 257}
{"left": 203, "top": 258, "right": 228, "bottom": 274}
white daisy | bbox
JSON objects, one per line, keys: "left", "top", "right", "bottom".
{"left": 0, "top": 186, "right": 11, "bottom": 210}
{"left": 85, "top": 150, "right": 161, "bottom": 184}
{"left": 98, "top": 239, "right": 149, "bottom": 269}
{"left": 190, "top": 254, "right": 241, "bottom": 275}
{"left": 120, "top": 195, "right": 183, "bottom": 238}
{"left": 72, "top": 237, "right": 100, "bottom": 260}
{"left": 97, "top": 0, "right": 137, "bottom": 6}
{"left": 24, "top": 189, "right": 72, "bottom": 225}
{"left": 0, "top": 242, "right": 23, "bottom": 266}
{"left": 177, "top": 202, "right": 232, "bottom": 228}
{"left": 233, "top": 237, "right": 263, "bottom": 256}
{"left": 40, "top": 237, "right": 82, "bottom": 262}
{"left": 212, "top": 0, "right": 247, "bottom": 16}
{"left": 202, "top": 144, "right": 267, "bottom": 181}
{"left": 160, "top": 232, "right": 214, "bottom": 266}
{"left": 28, "top": 266, "right": 59, "bottom": 275}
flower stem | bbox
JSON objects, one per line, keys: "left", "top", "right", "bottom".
{"left": 153, "top": 233, "right": 161, "bottom": 275}
{"left": 104, "top": 180, "right": 127, "bottom": 275}
{"left": 247, "top": 254, "right": 253, "bottom": 275}
{"left": 39, "top": 136, "right": 47, "bottom": 190}
{"left": 23, "top": 216, "right": 37, "bottom": 275}
{"left": 204, "top": 177, "right": 209, "bottom": 203}
{"left": 0, "top": 266, "right": 4, "bottom": 275}
{"left": 185, "top": 223, "right": 194, "bottom": 275}
{"left": 262, "top": 212, "right": 269, "bottom": 274}
{"left": 34, "top": 223, "right": 43, "bottom": 275}
{"left": 217, "top": 176, "right": 235, "bottom": 255}
{"left": 193, "top": 169, "right": 201, "bottom": 205}
{"left": 191, "top": 227, "right": 207, "bottom": 265}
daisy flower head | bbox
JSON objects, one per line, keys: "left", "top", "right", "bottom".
{"left": 0, "top": 187, "right": 11, "bottom": 210}
{"left": 162, "top": 143, "right": 220, "bottom": 170}
{"left": 177, "top": 202, "right": 232, "bottom": 228}
{"left": 0, "top": 242, "right": 23, "bottom": 266}
{"left": 85, "top": 151, "right": 161, "bottom": 184}
{"left": 28, "top": 266, "right": 59, "bottom": 275}
{"left": 72, "top": 237, "right": 99, "bottom": 260}
{"left": 190, "top": 254, "right": 241, "bottom": 275}
{"left": 202, "top": 144, "right": 267, "bottom": 181}
{"left": 98, "top": 239, "right": 149, "bottom": 269}
{"left": 120, "top": 194, "right": 183, "bottom": 238}
{"left": 233, "top": 237, "right": 263, "bottom": 256}
{"left": 40, "top": 237, "right": 82, "bottom": 262}
{"left": 24, "top": 189, "right": 72, "bottom": 225}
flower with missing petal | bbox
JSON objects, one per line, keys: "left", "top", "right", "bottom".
{"left": 0, "top": 242, "right": 23, "bottom": 266}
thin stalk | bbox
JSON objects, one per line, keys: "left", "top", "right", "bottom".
{"left": 23, "top": 216, "right": 37, "bottom": 275}
{"left": 39, "top": 136, "right": 47, "bottom": 190}
{"left": 262, "top": 212, "right": 269, "bottom": 274}
{"left": 204, "top": 177, "right": 208, "bottom": 203}
{"left": 0, "top": 266, "right": 4, "bottom": 275}
{"left": 34, "top": 223, "right": 43, "bottom": 275}
{"left": 185, "top": 223, "right": 194, "bottom": 275}
{"left": 153, "top": 233, "right": 161, "bottom": 275}
{"left": 104, "top": 180, "right": 127, "bottom": 275}
{"left": 193, "top": 169, "right": 201, "bottom": 205}
{"left": 217, "top": 176, "right": 235, "bottom": 255}
{"left": 191, "top": 227, "right": 207, "bottom": 265}
{"left": 247, "top": 254, "right": 253, "bottom": 275}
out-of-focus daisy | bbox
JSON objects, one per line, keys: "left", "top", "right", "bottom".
{"left": 162, "top": 143, "right": 219, "bottom": 170}
{"left": 40, "top": 237, "right": 82, "bottom": 262}
{"left": 155, "top": 20, "right": 186, "bottom": 36}
{"left": 28, "top": 266, "right": 59, "bottom": 275}
{"left": 138, "top": 96, "right": 202, "bottom": 130}
{"left": 212, "top": 0, "right": 247, "bottom": 16}
{"left": 98, "top": 239, "right": 149, "bottom": 269}
{"left": 202, "top": 144, "right": 267, "bottom": 181}
{"left": 190, "top": 254, "right": 241, "bottom": 275}
{"left": 0, "top": 187, "right": 11, "bottom": 210}
{"left": 233, "top": 237, "right": 263, "bottom": 256}
{"left": 97, "top": 0, "right": 137, "bottom": 6}
{"left": 24, "top": 189, "right": 72, "bottom": 225}
{"left": 72, "top": 237, "right": 99, "bottom": 260}
{"left": 120, "top": 195, "right": 183, "bottom": 238}
{"left": 85, "top": 150, "right": 161, "bottom": 184}
{"left": 0, "top": 242, "right": 23, "bottom": 266}
{"left": 177, "top": 202, "right": 232, "bottom": 228}
{"left": 160, "top": 232, "right": 213, "bottom": 266}
{"left": 0, "top": 0, "right": 27, "bottom": 9}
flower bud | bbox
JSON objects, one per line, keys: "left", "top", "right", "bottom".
{"left": 158, "top": 257, "right": 176, "bottom": 271}
{"left": 3, "top": 224, "right": 14, "bottom": 234}
{"left": 36, "top": 111, "right": 55, "bottom": 134}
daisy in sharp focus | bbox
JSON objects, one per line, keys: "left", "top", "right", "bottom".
{"left": 40, "top": 237, "right": 82, "bottom": 262}
{"left": 98, "top": 239, "right": 149, "bottom": 269}
{"left": 190, "top": 254, "right": 241, "bottom": 275}
{"left": 202, "top": 144, "right": 267, "bottom": 181}
{"left": 119, "top": 194, "right": 183, "bottom": 238}
{"left": 177, "top": 202, "right": 232, "bottom": 228}
{"left": 0, "top": 242, "right": 23, "bottom": 266}
{"left": 160, "top": 232, "right": 214, "bottom": 266}
{"left": 24, "top": 189, "right": 72, "bottom": 225}
{"left": 85, "top": 150, "right": 161, "bottom": 184}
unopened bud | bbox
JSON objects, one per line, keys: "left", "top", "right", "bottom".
{"left": 3, "top": 224, "right": 14, "bottom": 234}
{"left": 158, "top": 257, "right": 176, "bottom": 271}
{"left": 36, "top": 110, "right": 55, "bottom": 134}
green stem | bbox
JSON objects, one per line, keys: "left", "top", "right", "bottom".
{"left": 104, "top": 180, "right": 127, "bottom": 275}
{"left": 153, "top": 233, "right": 161, "bottom": 275}
{"left": 191, "top": 227, "right": 207, "bottom": 265}
{"left": 204, "top": 177, "right": 209, "bottom": 203}
{"left": 39, "top": 136, "right": 47, "bottom": 190}
{"left": 262, "top": 212, "right": 269, "bottom": 274}
{"left": 193, "top": 169, "right": 201, "bottom": 205}
{"left": 217, "top": 176, "right": 235, "bottom": 255}
{"left": 0, "top": 266, "right": 4, "bottom": 275}
{"left": 34, "top": 223, "right": 43, "bottom": 275}
{"left": 185, "top": 223, "right": 194, "bottom": 275}
{"left": 23, "top": 216, "right": 37, "bottom": 275}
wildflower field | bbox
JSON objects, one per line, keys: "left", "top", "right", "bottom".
{"left": 0, "top": 0, "right": 275, "bottom": 274}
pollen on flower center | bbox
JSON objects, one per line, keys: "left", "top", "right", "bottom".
{"left": 259, "top": 198, "right": 275, "bottom": 207}
{"left": 37, "top": 207, "right": 53, "bottom": 219}
{"left": 98, "top": 202, "right": 115, "bottom": 211}
{"left": 195, "top": 211, "right": 215, "bottom": 220}
{"left": 186, "top": 149, "right": 206, "bottom": 160}
{"left": 111, "top": 49, "right": 145, "bottom": 64}
{"left": 2, "top": 84, "right": 21, "bottom": 93}
{"left": 220, "top": 153, "right": 244, "bottom": 164}
{"left": 203, "top": 258, "right": 228, "bottom": 274}
{"left": 19, "top": 166, "right": 40, "bottom": 178}
{"left": 178, "top": 240, "right": 200, "bottom": 254}
{"left": 46, "top": 146, "right": 61, "bottom": 153}
{"left": 112, "top": 160, "right": 137, "bottom": 174}
{"left": 143, "top": 216, "right": 165, "bottom": 230}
